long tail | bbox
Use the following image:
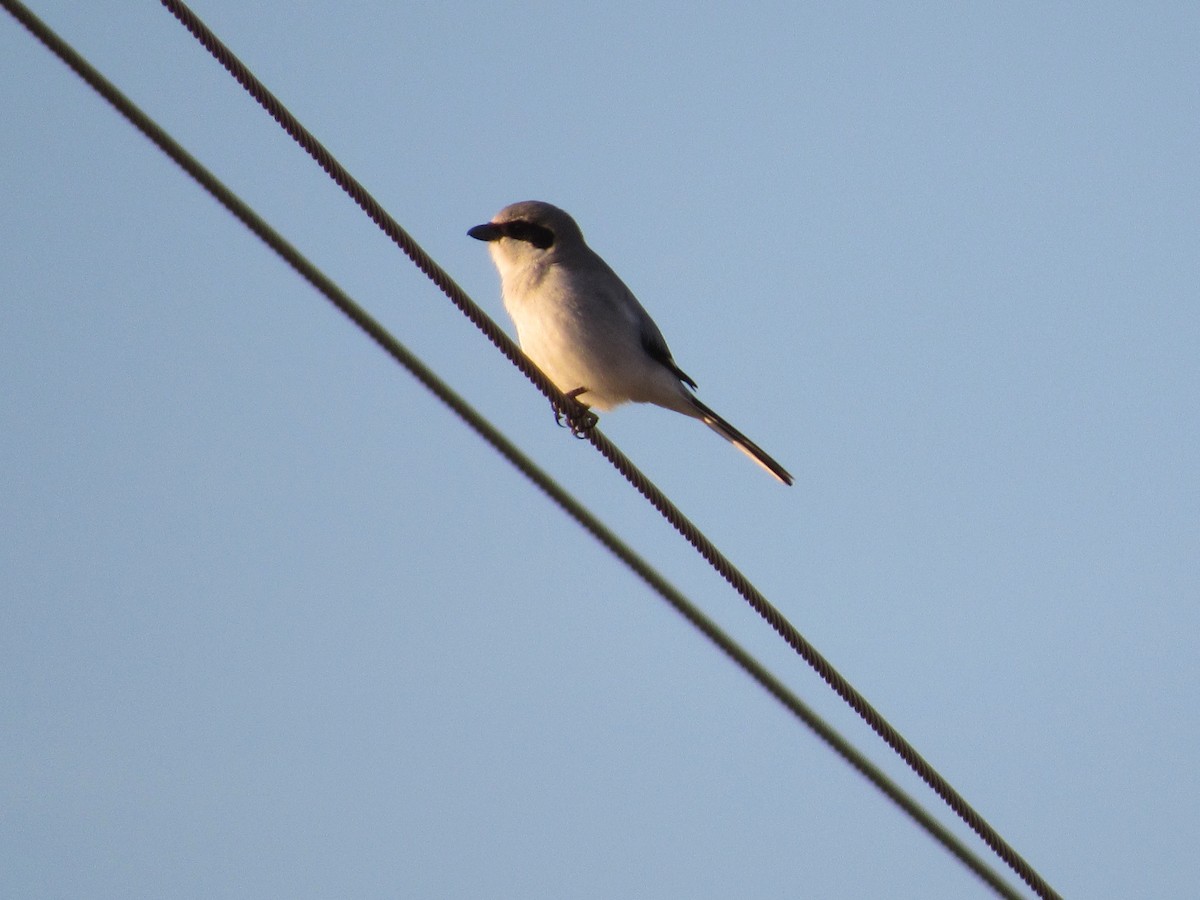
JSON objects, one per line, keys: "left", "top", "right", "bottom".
{"left": 690, "top": 397, "right": 794, "bottom": 486}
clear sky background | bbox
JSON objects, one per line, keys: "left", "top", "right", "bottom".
{"left": 3, "top": 3, "right": 1197, "bottom": 898}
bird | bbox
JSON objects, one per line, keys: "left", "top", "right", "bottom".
{"left": 468, "top": 200, "right": 793, "bottom": 486}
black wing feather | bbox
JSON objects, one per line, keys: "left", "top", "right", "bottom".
{"left": 640, "top": 328, "right": 697, "bottom": 389}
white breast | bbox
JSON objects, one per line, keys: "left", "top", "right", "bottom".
{"left": 493, "top": 244, "right": 691, "bottom": 414}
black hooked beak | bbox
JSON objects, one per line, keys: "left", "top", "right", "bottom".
{"left": 467, "top": 222, "right": 504, "bottom": 242}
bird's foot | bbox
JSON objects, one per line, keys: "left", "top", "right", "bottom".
{"left": 553, "top": 388, "right": 598, "bottom": 438}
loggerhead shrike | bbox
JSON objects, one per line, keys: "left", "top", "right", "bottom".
{"left": 468, "top": 200, "right": 793, "bottom": 486}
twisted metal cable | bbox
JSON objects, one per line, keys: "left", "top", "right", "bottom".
{"left": 139, "top": 4, "right": 1057, "bottom": 898}
{"left": 1, "top": 5, "right": 1031, "bottom": 895}
{"left": 153, "top": 4, "right": 1060, "bottom": 897}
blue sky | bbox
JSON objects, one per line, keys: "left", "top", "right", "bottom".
{"left": 3, "top": 2, "right": 1197, "bottom": 897}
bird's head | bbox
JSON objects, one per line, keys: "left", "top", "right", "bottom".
{"left": 468, "top": 201, "right": 585, "bottom": 279}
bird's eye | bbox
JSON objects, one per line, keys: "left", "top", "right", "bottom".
{"left": 502, "top": 220, "right": 555, "bottom": 250}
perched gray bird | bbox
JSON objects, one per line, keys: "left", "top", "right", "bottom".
{"left": 468, "top": 200, "right": 793, "bottom": 486}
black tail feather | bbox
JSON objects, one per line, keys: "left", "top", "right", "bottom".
{"left": 690, "top": 398, "right": 793, "bottom": 486}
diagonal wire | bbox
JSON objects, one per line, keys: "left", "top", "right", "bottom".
{"left": 1, "top": 3, "right": 1029, "bottom": 896}
{"left": 146, "top": 3, "right": 1061, "bottom": 898}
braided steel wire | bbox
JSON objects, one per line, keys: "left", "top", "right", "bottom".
{"left": 152, "top": 4, "right": 1060, "bottom": 897}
